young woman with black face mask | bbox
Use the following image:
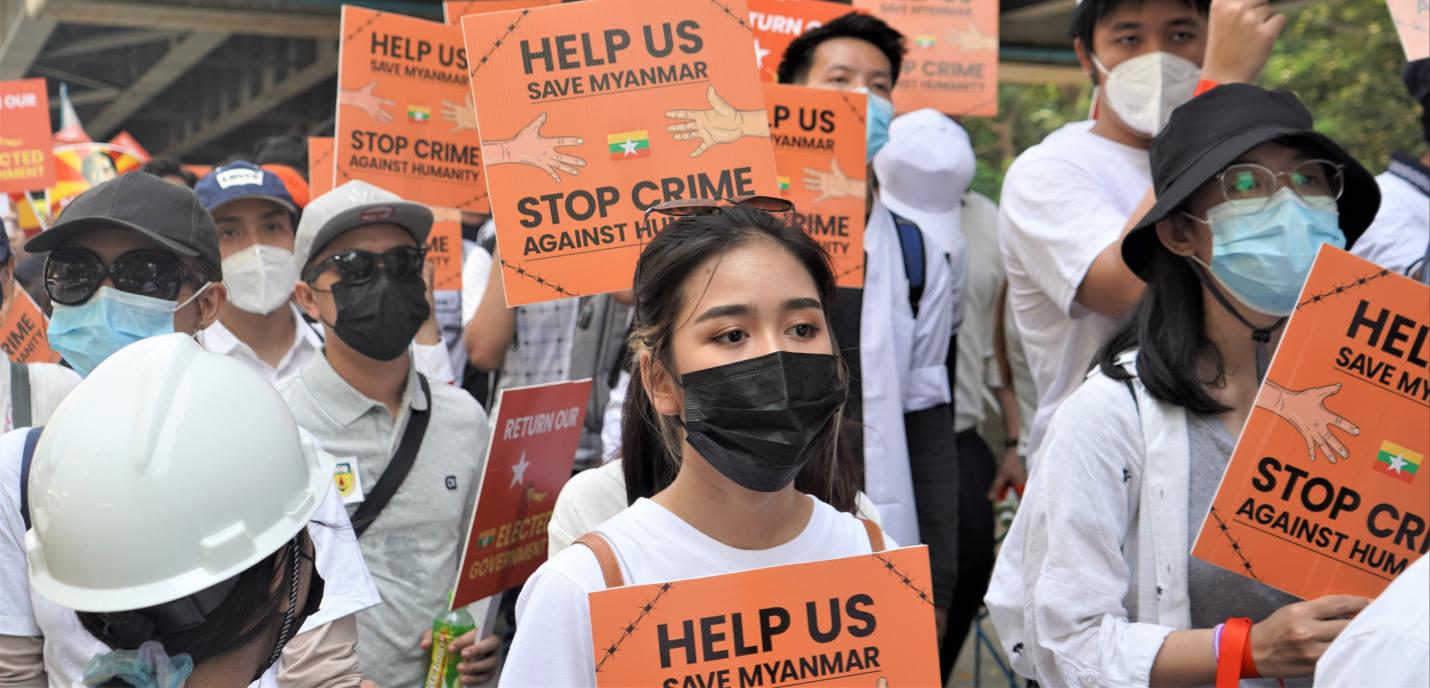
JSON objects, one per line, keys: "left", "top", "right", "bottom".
{"left": 500, "top": 202, "right": 885, "bottom": 686}
{"left": 986, "top": 85, "right": 1384, "bottom": 687}
{"left": 23, "top": 335, "right": 329, "bottom": 688}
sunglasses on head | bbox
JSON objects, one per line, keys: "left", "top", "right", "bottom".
{"left": 643, "top": 195, "right": 794, "bottom": 219}
{"left": 304, "top": 246, "right": 428, "bottom": 285}
{"left": 44, "top": 247, "right": 207, "bottom": 306}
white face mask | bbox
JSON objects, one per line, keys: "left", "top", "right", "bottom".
{"left": 1093, "top": 51, "right": 1201, "bottom": 136}
{"left": 222, "top": 245, "right": 298, "bottom": 315}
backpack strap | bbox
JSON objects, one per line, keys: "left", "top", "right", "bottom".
{"left": 575, "top": 532, "right": 625, "bottom": 588}
{"left": 19, "top": 426, "right": 42, "bottom": 532}
{"left": 9, "top": 361, "right": 30, "bottom": 431}
{"left": 890, "top": 212, "right": 926, "bottom": 318}
{"left": 859, "top": 518, "right": 885, "bottom": 552}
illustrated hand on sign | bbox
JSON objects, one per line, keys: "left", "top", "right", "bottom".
{"left": 1258, "top": 381, "right": 1360, "bottom": 464}
{"left": 482, "top": 112, "right": 586, "bottom": 182}
{"left": 442, "top": 93, "right": 480, "bottom": 134}
{"left": 803, "top": 159, "right": 865, "bottom": 203}
{"left": 340, "top": 80, "right": 396, "bottom": 124}
{"left": 947, "top": 23, "right": 998, "bottom": 52}
{"left": 665, "top": 86, "right": 770, "bottom": 158}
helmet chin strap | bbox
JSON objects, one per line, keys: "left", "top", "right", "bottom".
{"left": 1186, "top": 257, "right": 1287, "bottom": 382}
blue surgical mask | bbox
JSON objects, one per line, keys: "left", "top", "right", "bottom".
{"left": 863, "top": 92, "right": 893, "bottom": 160}
{"left": 1189, "top": 188, "right": 1345, "bottom": 316}
{"left": 48, "top": 285, "right": 208, "bottom": 377}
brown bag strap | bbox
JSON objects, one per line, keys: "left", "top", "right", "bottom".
{"left": 859, "top": 518, "right": 885, "bottom": 552}
{"left": 575, "top": 532, "right": 625, "bottom": 588}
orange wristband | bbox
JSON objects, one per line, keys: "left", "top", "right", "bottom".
{"left": 1215, "top": 617, "right": 1253, "bottom": 688}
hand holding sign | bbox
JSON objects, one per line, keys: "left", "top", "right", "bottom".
{"left": 482, "top": 112, "right": 586, "bottom": 182}
{"left": 803, "top": 159, "right": 864, "bottom": 203}
{"left": 340, "top": 80, "right": 396, "bottom": 124}
{"left": 1259, "top": 381, "right": 1361, "bottom": 464}
{"left": 666, "top": 86, "right": 769, "bottom": 158}
{"left": 1201, "top": 0, "right": 1288, "bottom": 84}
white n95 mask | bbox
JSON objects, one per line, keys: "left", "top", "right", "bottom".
{"left": 222, "top": 245, "right": 298, "bottom": 315}
{"left": 1094, "top": 51, "right": 1201, "bottom": 136}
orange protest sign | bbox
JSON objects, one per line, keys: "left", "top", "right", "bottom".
{"left": 1192, "top": 247, "right": 1430, "bottom": 600}
{"left": 427, "top": 207, "right": 464, "bottom": 292}
{"left": 748, "top": 0, "right": 859, "bottom": 83}
{"left": 46, "top": 142, "right": 145, "bottom": 218}
{"left": 589, "top": 545, "right": 939, "bottom": 687}
{"left": 443, "top": 0, "right": 558, "bottom": 24}
{"left": 460, "top": 0, "right": 780, "bottom": 307}
{"left": 0, "top": 288, "right": 60, "bottom": 365}
{"left": 765, "top": 83, "right": 865, "bottom": 287}
{"left": 336, "top": 6, "right": 488, "bottom": 212}
{"left": 1387, "top": 0, "right": 1429, "bottom": 61}
{"left": 452, "top": 379, "right": 591, "bottom": 608}
{"left": 852, "top": 0, "right": 998, "bottom": 116}
{"left": 0, "top": 79, "right": 55, "bottom": 194}
{"left": 308, "top": 137, "right": 335, "bottom": 199}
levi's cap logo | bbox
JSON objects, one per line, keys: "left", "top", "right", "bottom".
{"left": 215, "top": 168, "right": 265, "bottom": 189}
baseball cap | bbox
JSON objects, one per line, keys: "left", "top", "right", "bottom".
{"left": 294, "top": 180, "right": 432, "bottom": 278}
{"left": 873, "top": 108, "right": 975, "bottom": 254}
{"left": 25, "top": 172, "right": 222, "bottom": 270}
{"left": 1122, "top": 84, "right": 1379, "bottom": 277}
{"left": 195, "top": 161, "right": 298, "bottom": 219}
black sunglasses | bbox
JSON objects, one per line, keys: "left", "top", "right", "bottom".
{"left": 304, "top": 246, "right": 428, "bottom": 285}
{"left": 44, "top": 247, "right": 206, "bottom": 306}
{"left": 643, "top": 194, "right": 794, "bottom": 218}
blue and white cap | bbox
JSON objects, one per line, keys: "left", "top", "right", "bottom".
{"left": 195, "top": 161, "right": 297, "bottom": 218}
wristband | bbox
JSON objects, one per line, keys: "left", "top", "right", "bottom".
{"left": 1240, "top": 627, "right": 1262, "bottom": 679}
{"left": 1003, "top": 437, "right": 1019, "bottom": 449}
{"left": 1215, "top": 617, "right": 1253, "bottom": 688}
{"left": 1193, "top": 78, "right": 1220, "bottom": 97}
{"left": 1212, "top": 623, "right": 1225, "bottom": 663}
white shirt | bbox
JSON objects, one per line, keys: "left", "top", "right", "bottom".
{"left": 998, "top": 121, "right": 1151, "bottom": 461}
{"left": 0, "top": 363, "right": 81, "bottom": 434}
{"left": 0, "top": 427, "right": 380, "bottom": 688}
{"left": 1315, "top": 554, "right": 1429, "bottom": 687}
{"left": 1351, "top": 161, "right": 1430, "bottom": 277}
{"left": 502, "top": 496, "right": 894, "bottom": 687}
{"left": 860, "top": 201, "right": 957, "bottom": 546}
{"left": 953, "top": 192, "right": 1004, "bottom": 433}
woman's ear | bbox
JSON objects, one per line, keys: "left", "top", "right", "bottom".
{"left": 1155, "top": 215, "right": 1202, "bottom": 258}
{"left": 640, "top": 350, "right": 681, "bottom": 417}
{"left": 196, "top": 282, "right": 226, "bottom": 330}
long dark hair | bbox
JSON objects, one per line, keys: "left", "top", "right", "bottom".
{"left": 1095, "top": 230, "right": 1231, "bottom": 415}
{"left": 621, "top": 206, "right": 861, "bottom": 512}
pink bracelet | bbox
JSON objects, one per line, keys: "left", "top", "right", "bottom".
{"left": 1213, "top": 623, "right": 1225, "bottom": 663}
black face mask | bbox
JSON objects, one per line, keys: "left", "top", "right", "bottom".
{"left": 329, "top": 271, "right": 429, "bottom": 361}
{"left": 680, "top": 351, "right": 845, "bottom": 493}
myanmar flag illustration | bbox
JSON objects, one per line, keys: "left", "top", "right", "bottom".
{"left": 1373, "top": 440, "right": 1422, "bottom": 484}
{"left": 607, "top": 130, "right": 651, "bottom": 160}
{"left": 914, "top": 34, "right": 937, "bottom": 48}
{"left": 407, "top": 105, "right": 430, "bottom": 123}
{"left": 777, "top": 176, "right": 791, "bottom": 191}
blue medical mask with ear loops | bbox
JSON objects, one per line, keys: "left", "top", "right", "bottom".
{"left": 855, "top": 88, "right": 894, "bottom": 160}
{"left": 48, "top": 284, "right": 211, "bottom": 377}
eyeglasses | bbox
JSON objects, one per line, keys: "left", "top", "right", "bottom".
{"left": 1215, "top": 159, "right": 1345, "bottom": 212}
{"left": 643, "top": 195, "right": 795, "bottom": 218}
{"left": 304, "top": 246, "right": 428, "bottom": 284}
{"left": 44, "top": 248, "right": 205, "bottom": 306}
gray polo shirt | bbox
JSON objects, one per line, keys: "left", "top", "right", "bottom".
{"left": 280, "top": 353, "right": 489, "bottom": 688}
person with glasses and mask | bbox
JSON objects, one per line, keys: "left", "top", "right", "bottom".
{"left": 0, "top": 172, "right": 377, "bottom": 688}
{"left": 196, "top": 161, "right": 455, "bottom": 385}
{"left": 282, "top": 180, "right": 498, "bottom": 688}
{"left": 22, "top": 334, "right": 329, "bottom": 688}
{"left": 501, "top": 200, "right": 891, "bottom": 687}
{"left": 986, "top": 84, "right": 1381, "bottom": 687}
{"left": 1000, "top": 0, "right": 1287, "bottom": 464}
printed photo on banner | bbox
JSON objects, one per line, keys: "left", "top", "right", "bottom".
{"left": 459, "top": 0, "right": 780, "bottom": 307}
{"left": 852, "top": 0, "right": 999, "bottom": 115}
{"left": 764, "top": 83, "right": 866, "bottom": 287}
{"left": 1191, "top": 246, "right": 1430, "bottom": 600}
{"left": 452, "top": 379, "right": 592, "bottom": 608}
{"left": 443, "top": 0, "right": 559, "bottom": 25}
{"left": 1, "top": 287, "right": 61, "bottom": 365}
{"left": 335, "top": 5, "right": 489, "bottom": 212}
{"left": 1386, "top": 0, "right": 1429, "bottom": 61}
{"left": 747, "top": 0, "right": 858, "bottom": 82}
{"left": 587, "top": 546, "right": 939, "bottom": 687}
{"left": 0, "top": 79, "right": 55, "bottom": 194}
{"left": 308, "top": 136, "right": 334, "bottom": 198}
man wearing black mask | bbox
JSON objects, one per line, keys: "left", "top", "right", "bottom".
{"left": 284, "top": 180, "right": 499, "bottom": 687}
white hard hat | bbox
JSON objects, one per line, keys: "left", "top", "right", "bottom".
{"left": 25, "top": 333, "right": 332, "bottom": 613}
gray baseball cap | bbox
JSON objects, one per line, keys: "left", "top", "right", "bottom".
{"left": 294, "top": 180, "right": 433, "bottom": 279}
{"left": 25, "top": 171, "right": 221, "bottom": 270}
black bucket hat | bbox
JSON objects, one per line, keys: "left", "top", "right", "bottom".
{"left": 1122, "top": 84, "right": 1380, "bottom": 277}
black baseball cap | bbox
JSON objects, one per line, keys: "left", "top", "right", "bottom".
{"left": 25, "top": 171, "right": 222, "bottom": 270}
{"left": 1122, "top": 84, "right": 1380, "bottom": 277}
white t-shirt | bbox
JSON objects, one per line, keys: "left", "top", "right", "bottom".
{"left": 998, "top": 120, "right": 1151, "bottom": 460}
{"left": 503, "top": 496, "right": 894, "bottom": 687}
{"left": 1315, "top": 554, "right": 1429, "bottom": 687}
{"left": 1, "top": 362, "right": 81, "bottom": 434}
{"left": 0, "top": 427, "right": 380, "bottom": 688}
{"left": 1351, "top": 164, "right": 1429, "bottom": 277}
